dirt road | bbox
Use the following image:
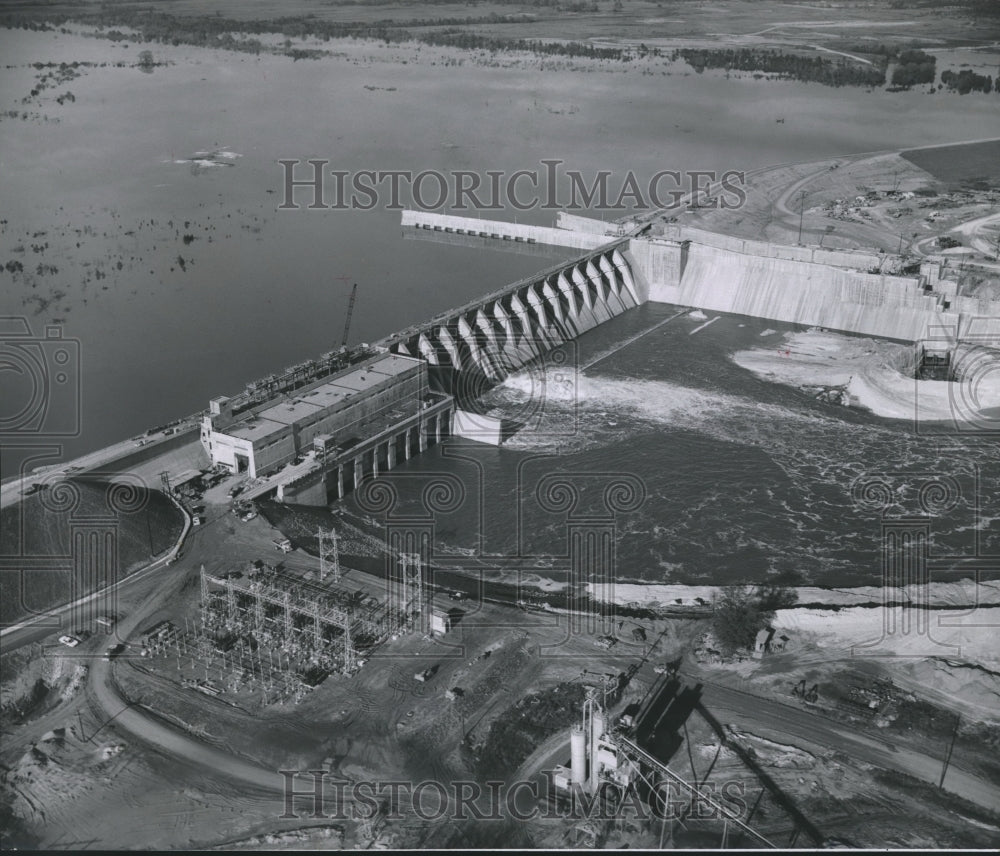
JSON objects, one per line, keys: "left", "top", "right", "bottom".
{"left": 691, "top": 673, "right": 1000, "bottom": 812}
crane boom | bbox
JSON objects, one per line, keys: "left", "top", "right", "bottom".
{"left": 341, "top": 283, "right": 358, "bottom": 348}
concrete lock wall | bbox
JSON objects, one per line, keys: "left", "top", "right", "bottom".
{"left": 658, "top": 225, "right": 905, "bottom": 273}
{"left": 627, "top": 239, "right": 686, "bottom": 302}
{"left": 637, "top": 238, "right": 967, "bottom": 343}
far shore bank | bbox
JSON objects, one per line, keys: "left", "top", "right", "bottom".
{"left": 732, "top": 327, "right": 1000, "bottom": 424}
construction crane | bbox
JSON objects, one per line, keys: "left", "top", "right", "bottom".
{"left": 341, "top": 283, "right": 358, "bottom": 348}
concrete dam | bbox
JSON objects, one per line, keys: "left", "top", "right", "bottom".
{"left": 383, "top": 232, "right": 643, "bottom": 396}
{"left": 633, "top": 238, "right": 944, "bottom": 343}
{"left": 195, "top": 211, "right": 995, "bottom": 506}
{"left": 399, "top": 212, "right": 996, "bottom": 355}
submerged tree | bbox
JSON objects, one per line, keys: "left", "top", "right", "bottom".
{"left": 711, "top": 583, "right": 797, "bottom": 655}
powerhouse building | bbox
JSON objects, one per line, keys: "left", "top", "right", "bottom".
{"left": 201, "top": 352, "right": 449, "bottom": 480}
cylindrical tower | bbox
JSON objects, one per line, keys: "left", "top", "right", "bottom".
{"left": 570, "top": 725, "right": 587, "bottom": 786}
{"left": 590, "top": 709, "right": 606, "bottom": 794}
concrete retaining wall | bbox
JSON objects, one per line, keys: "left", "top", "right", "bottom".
{"left": 626, "top": 238, "right": 686, "bottom": 303}
{"left": 642, "top": 240, "right": 962, "bottom": 343}
{"left": 953, "top": 300, "right": 1000, "bottom": 343}
{"left": 452, "top": 410, "right": 503, "bottom": 445}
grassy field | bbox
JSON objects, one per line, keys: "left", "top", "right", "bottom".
{"left": 0, "top": 479, "right": 183, "bottom": 626}
{"left": 902, "top": 139, "right": 1000, "bottom": 187}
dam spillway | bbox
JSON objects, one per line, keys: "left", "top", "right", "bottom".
{"left": 387, "top": 211, "right": 1000, "bottom": 403}
{"left": 380, "top": 237, "right": 643, "bottom": 397}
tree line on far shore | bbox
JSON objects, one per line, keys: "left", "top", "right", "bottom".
{"left": 0, "top": 9, "right": 631, "bottom": 62}
{"left": 674, "top": 48, "right": 887, "bottom": 88}
{"left": 1, "top": 7, "right": 997, "bottom": 92}
{"left": 940, "top": 68, "right": 994, "bottom": 94}
{"left": 676, "top": 45, "right": 996, "bottom": 94}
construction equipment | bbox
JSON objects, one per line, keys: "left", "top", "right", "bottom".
{"left": 341, "top": 283, "right": 358, "bottom": 348}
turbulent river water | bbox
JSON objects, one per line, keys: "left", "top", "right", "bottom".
{"left": 344, "top": 304, "right": 1000, "bottom": 587}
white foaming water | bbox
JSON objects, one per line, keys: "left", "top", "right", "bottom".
{"left": 489, "top": 345, "right": 1000, "bottom": 582}
{"left": 499, "top": 368, "right": 730, "bottom": 434}
{"left": 495, "top": 365, "right": 991, "bottom": 494}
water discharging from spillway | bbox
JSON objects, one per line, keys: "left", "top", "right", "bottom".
{"left": 348, "top": 303, "right": 1000, "bottom": 588}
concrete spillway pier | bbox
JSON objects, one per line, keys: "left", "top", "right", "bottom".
{"left": 381, "top": 236, "right": 642, "bottom": 396}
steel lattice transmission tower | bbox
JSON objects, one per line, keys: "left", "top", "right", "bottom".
{"left": 397, "top": 552, "right": 423, "bottom": 627}
{"left": 318, "top": 527, "right": 341, "bottom": 582}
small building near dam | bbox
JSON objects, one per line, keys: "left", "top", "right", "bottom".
{"left": 200, "top": 351, "right": 453, "bottom": 484}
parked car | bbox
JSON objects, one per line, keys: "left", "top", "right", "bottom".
{"left": 58, "top": 635, "right": 80, "bottom": 648}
